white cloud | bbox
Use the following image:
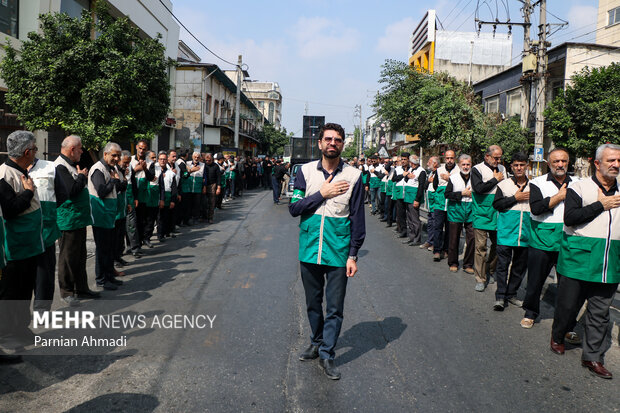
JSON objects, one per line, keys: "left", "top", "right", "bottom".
{"left": 376, "top": 17, "right": 417, "bottom": 57}
{"left": 291, "top": 17, "right": 360, "bottom": 59}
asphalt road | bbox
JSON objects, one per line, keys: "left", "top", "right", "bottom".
{"left": 1, "top": 189, "right": 619, "bottom": 412}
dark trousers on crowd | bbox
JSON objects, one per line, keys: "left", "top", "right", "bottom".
{"left": 474, "top": 228, "right": 497, "bottom": 284}
{"left": 378, "top": 192, "right": 385, "bottom": 215}
{"left": 204, "top": 183, "right": 217, "bottom": 221}
{"left": 426, "top": 211, "right": 436, "bottom": 245}
{"left": 552, "top": 276, "right": 618, "bottom": 363}
{"left": 405, "top": 203, "right": 422, "bottom": 243}
{"left": 114, "top": 218, "right": 126, "bottom": 262}
{"left": 523, "top": 247, "right": 559, "bottom": 320}
{"left": 0, "top": 256, "right": 37, "bottom": 339}
{"left": 92, "top": 226, "right": 115, "bottom": 286}
{"left": 369, "top": 187, "right": 379, "bottom": 214}
{"left": 395, "top": 199, "right": 407, "bottom": 236}
{"left": 188, "top": 192, "right": 201, "bottom": 220}
{"left": 384, "top": 195, "right": 393, "bottom": 222}
{"left": 216, "top": 190, "right": 224, "bottom": 209}
{"left": 136, "top": 202, "right": 148, "bottom": 245}
{"left": 157, "top": 207, "right": 172, "bottom": 239}
{"left": 200, "top": 193, "right": 208, "bottom": 219}
{"left": 34, "top": 244, "right": 56, "bottom": 311}
{"left": 272, "top": 176, "right": 281, "bottom": 203}
{"left": 448, "top": 221, "right": 474, "bottom": 270}
{"left": 144, "top": 207, "right": 158, "bottom": 241}
{"left": 58, "top": 227, "right": 89, "bottom": 297}
{"left": 495, "top": 245, "right": 528, "bottom": 301}
{"left": 179, "top": 194, "right": 191, "bottom": 225}
{"left": 299, "top": 261, "right": 348, "bottom": 360}
{"left": 432, "top": 210, "right": 449, "bottom": 254}
{"left": 125, "top": 207, "right": 141, "bottom": 253}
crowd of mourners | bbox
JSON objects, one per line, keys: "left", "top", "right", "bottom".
{"left": 0, "top": 130, "right": 284, "bottom": 362}
{"left": 349, "top": 142, "right": 620, "bottom": 379}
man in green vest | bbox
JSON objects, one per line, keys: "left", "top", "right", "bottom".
{"left": 0, "top": 130, "right": 43, "bottom": 348}
{"left": 551, "top": 143, "right": 620, "bottom": 379}
{"left": 55, "top": 135, "right": 99, "bottom": 302}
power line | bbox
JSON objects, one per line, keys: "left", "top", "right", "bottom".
{"left": 443, "top": 0, "right": 466, "bottom": 24}
{"left": 157, "top": 0, "right": 237, "bottom": 68}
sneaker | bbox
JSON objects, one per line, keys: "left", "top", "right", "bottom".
{"left": 62, "top": 295, "right": 81, "bottom": 307}
{"left": 463, "top": 268, "right": 474, "bottom": 274}
{"left": 475, "top": 282, "right": 485, "bottom": 292}
{"left": 488, "top": 275, "right": 495, "bottom": 284}
{"left": 419, "top": 242, "right": 431, "bottom": 249}
{"left": 506, "top": 297, "right": 523, "bottom": 307}
{"left": 433, "top": 253, "right": 441, "bottom": 262}
{"left": 493, "top": 300, "right": 505, "bottom": 311}
{"left": 427, "top": 246, "right": 433, "bottom": 251}
{"left": 449, "top": 266, "right": 458, "bottom": 272}
{"left": 565, "top": 331, "right": 582, "bottom": 345}
{"left": 520, "top": 318, "right": 535, "bottom": 329}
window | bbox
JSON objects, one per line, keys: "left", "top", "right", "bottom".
{"left": 258, "top": 101, "right": 264, "bottom": 110}
{"left": 609, "top": 7, "right": 620, "bottom": 26}
{"left": 485, "top": 96, "right": 499, "bottom": 113}
{"left": 214, "top": 100, "right": 219, "bottom": 120}
{"left": 0, "top": 0, "right": 18, "bottom": 38}
{"left": 506, "top": 90, "right": 521, "bottom": 117}
{"left": 268, "top": 102, "right": 275, "bottom": 123}
{"left": 205, "top": 94, "right": 212, "bottom": 114}
{"left": 61, "top": 0, "right": 90, "bottom": 19}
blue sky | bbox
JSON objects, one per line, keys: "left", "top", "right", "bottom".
{"left": 171, "top": 0, "right": 601, "bottom": 136}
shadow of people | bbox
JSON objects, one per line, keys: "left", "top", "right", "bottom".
{"left": 335, "top": 316, "right": 407, "bottom": 366}
{"left": 64, "top": 392, "right": 159, "bottom": 413}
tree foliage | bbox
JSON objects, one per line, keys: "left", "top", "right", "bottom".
{"left": 256, "top": 124, "right": 290, "bottom": 156}
{"left": 0, "top": 4, "right": 173, "bottom": 149}
{"left": 544, "top": 63, "right": 620, "bottom": 158}
{"left": 374, "top": 59, "right": 531, "bottom": 161}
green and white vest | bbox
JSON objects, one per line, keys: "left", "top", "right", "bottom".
{"left": 392, "top": 166, "right": 407, "bottom": 201}
{"left": 155, "top": 164, "right": 175, "bottom": 207}
{"left": 115, "top": 165, "right": 127, "bottom": 220}
{"left": 54, "top": 155, "right": 92, "bottom": 230}
{"left": 430, "top": 165, "right": 460, "bottom": 212}
{"left": 293, "top": 161, "right": 362, "bottom": 267}
{"left": 495, "top": 178, "right": 531, "bottom": 247}
{"left": 400, "top": 166, "right": 425, "bottom": 203}
{"left": 529, "top": 174, "right": 574, "bottom": 252}
{"left": 378, "top": 164, "right": 388, "bottom": 193}
{"left": 557, "top": 177, "right": 620, "bottom": 283}
{"left": 426, "top": 170, "right": 437, "bottom": 213}
{"left": 447, "top": 173, "right": 473, "bottom": 223}
{"left": 188, "top": 161, "right": 204, "bottom": 194}
{"left": 130, "top": 156, "right": 153, "bottom": 203}
{"left": 30, "top": 160, "right": 61, "bottom": 248}
{"left": 472, "top": 162, "right": 506, "bottom": 230}
{"left": 0, "top": 163, "right": 44, "bottom": 260}
{"left": 386, "top": 167, "right": 395, "bottom": 197}
{"left": 88, "top": 161, "right": 118, "bottom": 229}
{"left": 369, "top": 164, "right": 382, "bottom": 189}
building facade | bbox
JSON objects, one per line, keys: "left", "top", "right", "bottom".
{"left": 0, "top": 0, "right": 180, "bottom": 159}
{"left": 597, "top": 0, "right": 620, "bottom": 45}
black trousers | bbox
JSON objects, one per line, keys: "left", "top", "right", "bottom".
{"left": 386, "top": 197, "right": 395, "bottom": 224}
{"left": 136, "top": 202, "right": 148, "bottom": 244}
{"left": 432, "top": 210, "right": 450, "bottom": 254}
{"left": 158, "top": 206, "right": 172, "bottom": 238}
{"left": 395, "top": 199, "right": 407, "bottom": 234}
{"left": 447, "top": 221, "right": 475, "bottom": 269}
{"left": 179, "top": 193, "right": 191, "bottom": 225}
{"left": 378, "top": 192, "right": 386, "bottom": 214}
{"left": 523, "top": 247, "right": 558, "bottom": 320}
{"left": 495, "top": 245, "right": 528, "bottom": 300}
{"left": 34, "top": 244, "right": 56, "bottom": 311}
{"left": 58, "top": 227, "right": 89, "bottom": 297}
{"left": 144, "top": 206, "right": 158, "bottom": 240}
{"left": 125, "top": 207, "right": 141, "bottom": 253}
{"left": 114, "top": 218, "right": 126, "bottom": 261}
{"left": 0, "top": 256, "right": 37, "bottom": 338}
{"left": 93, "top": 226, "right": 115, "bottom": 285}
{"left": 204, "top": 184, "right": 217, "bottom": 221}
{"left": 188, "top": 192, "right": 201, "bottom": 219}
{"left": 552, "top": 276, "right": 618, "bottom": 363}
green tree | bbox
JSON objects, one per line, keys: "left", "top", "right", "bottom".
{"left": 0, "top": 4, "right": 173, "bottom": 149}
{"left": 256, "top": 124, "right": 290, "bottom": 156}
{"left": 475, "top": 115, "right": 531, "bottom": 163}
{"left": 545, "top": 63, "right": 620, "bottom": 158}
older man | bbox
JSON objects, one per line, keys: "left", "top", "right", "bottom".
{"left": 113, "top": 151, "right": 131, "bottom": 269}
{"left": 471, "top": 145, "right": 506, "bottom": 292}
{"left": 550, "top": 144, "right": 620, "bottom": 379}
{"left": 0, "top": 131, "right": 43, "bottom": 345}
{"left": 131, "top": 140, "right": 155, "bottom": 248}
{"left": 55, "top": 135, "right": 99, "bottom": 302}
{"left": 89, "top": 142, "right": 124, "bottom": 290}
{"left": 430, "top": 150, "right": 459, "bottom": 261}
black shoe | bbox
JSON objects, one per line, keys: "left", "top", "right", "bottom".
{"left": 115, "top": 258, "right": 129, "bottom": 267}
{"left": 0, "top": 354, "right": 22, "bottom": 364}
{"left": 76, "top": 289, "right": 101, "bottom": 299}
{"left": 158, "top": 237, "right": 166, "bottom": 243}
{"left": 143, "top": 240, "right": 153, "bottom": 248}
{"left": 132, "top": 251, "right": 143, "bottom": 258}
{"left": 109, "top": 277, "right": 123, "bottom": 286}
{"left": 379, "top": 218, "right": 387, "bottom": 222}
{"left": 298, "top": 345, "right": 319, "bottom": 361}
{"left": 385, "top": 223, "right": 392, "bottom": 228}
{"left": 396, "top": 234, "right": 407, "bottom": 238}
{"left": 401, "top": 238, "right": 412, "bottom": 244}
{"left": 407, "top": 241, "right": 420, "bottom": 246}
{"left": 319, "top": 358, "right": 341, "bottom": 380}
{"left": 96, "top": 282, "right": 118, "bottom": 290}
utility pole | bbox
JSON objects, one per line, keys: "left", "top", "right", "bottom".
{"left": 534, "top": 0, "right": 547, "bottom": 154}
{"left": 520, "top": 0, "right": 532, "bottom": 129}
{"left": 354, "top": 105, "right": 362, "bottom": 156}
{"left": 234, "top": 55, "right": 242, "bottom": 152}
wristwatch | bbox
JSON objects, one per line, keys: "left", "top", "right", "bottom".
{"left": 348, "top": 256, "right": 358, "bottom": 262}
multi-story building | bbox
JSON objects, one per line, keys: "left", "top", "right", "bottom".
{"left": 174, "top": 42, "right": 265, "bottom": 156}
{"left": 223, "top": 71, "right": 282, "bottom": 131}
{"left": 0, "top": 0, "right": 180, "bottom": 159}
{"left": 409, "top": 10, "right": 512, "bottom": 84}
{"left": 597, "top": 0, "right": 620, "bottom": 45}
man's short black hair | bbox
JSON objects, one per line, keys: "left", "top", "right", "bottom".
{"left": 511, "top": 152, "right": 529, "bottom": 163}
{"left": 370, "top": 155, "right": 378, "bottom": 160}
{"left": 400, "top": 152, "right": 410, "bottom": 158}
{"left": 319, "top": 123, "right": 345, "bottom": 140}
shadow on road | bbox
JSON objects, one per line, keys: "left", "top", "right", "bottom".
{"left": 64, "top": 392, "right": 159, "bottom": 412}
{"left": 335, "top": 316, "right": 407, "bottom": 366}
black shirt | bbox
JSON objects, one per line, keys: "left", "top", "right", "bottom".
{"left": 564, "top": 175, "right": 616, "bottom": 227}
{"left": 0, "top": 159, "right": 35, "bottom": 219}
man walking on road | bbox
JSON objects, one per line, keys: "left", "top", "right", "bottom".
{"left": 289, "top": 122, "right": 365, "bottom": 380}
